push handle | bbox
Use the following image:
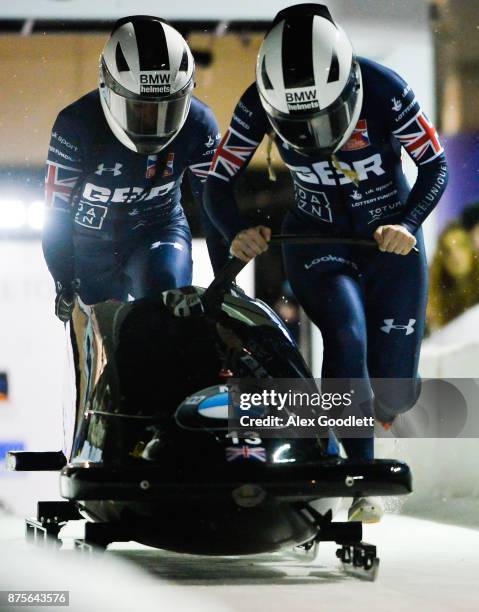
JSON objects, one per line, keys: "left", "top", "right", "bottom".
{"left": 203, "top": 233, "right": 407, "bottom": 310}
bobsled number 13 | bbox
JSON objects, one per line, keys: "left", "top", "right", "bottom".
{"left": 226, "top": 431, "right": 263, "bottom": 445}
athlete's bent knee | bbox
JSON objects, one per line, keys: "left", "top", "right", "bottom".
{"left": 374, "top": 377, "right": 421, "bottom": 418}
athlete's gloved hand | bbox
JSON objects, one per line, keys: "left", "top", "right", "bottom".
{"left": 55, "top": 279, "right": 80, "bottom": 322}
{"left": 230, "top": 226, "right": 271, "bottom": 262}
{"left": 373, "top": 224, "right": 417, "bottom": 255}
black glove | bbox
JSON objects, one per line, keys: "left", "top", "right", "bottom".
{"left": 55, "top": 280, "right": 80, "bottom": 323}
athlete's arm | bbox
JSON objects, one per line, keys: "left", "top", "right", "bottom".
{"left": 388, "top": 70, "right": 449, "bottom": 234}
{"left": 368, "top": 65, "right": 448, "bottom": 255}
{"left": 187, "top": 106, "right": 230, "bottom": 273}
{"left": 42, "top": 111, "right": 83, "bottom": 286}
{"left": 203, "top": 84, "right": 271, "bottom": 262}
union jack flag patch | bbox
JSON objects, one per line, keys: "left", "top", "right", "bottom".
{"left": 393, "top": 111, "right": 444, "bottom": 165}
{"left": 226, "top": 446, "right": 267, "bottom": 462}
{"left": 45, "top": 161, "right": 81, "bottom": 210}
{"left": 189, "top": 161, "right": 211, "bottom": 183}
{"left": 209, "top": 127, "right": 259, "bottom": 182}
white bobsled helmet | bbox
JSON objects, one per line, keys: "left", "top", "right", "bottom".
{"left": 256, "top": 4, "right": 363, "bottom": 157}
{"left": 99, "top": 15, "right": 195, "bottom": 154}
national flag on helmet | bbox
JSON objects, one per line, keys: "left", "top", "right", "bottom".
{"left": 226, "top": 446, "right": 267, "bottom": 462}
{"left": 209, "top": 127, "right": 259, "bottom": 182}
{"left": 45, "top": 161, "right": 81, "bottom": 210}
{"left": 393, "top": 111, "right": 444, "bottom": 165}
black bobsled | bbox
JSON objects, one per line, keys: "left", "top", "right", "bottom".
{"left": 8, "top": 235, "right": 412, "bottom": 580}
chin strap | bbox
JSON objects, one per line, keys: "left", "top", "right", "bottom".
{"left": 266, "top": 132, "right": 277, "bottom": 182}
{"left": 331, "top": 154, "right": 360, "bottom": 187}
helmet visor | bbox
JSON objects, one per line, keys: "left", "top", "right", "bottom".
{"left": 107, "top": 90, "right": 192, "bottom": 145}
{"left": 263, "top": 63, "right": 361, "bottom": 155}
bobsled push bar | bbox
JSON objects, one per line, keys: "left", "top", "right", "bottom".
{"left": 7, "top": 451, "right": 67, "bottom": 471}
{"left": 203, "top": 232, "right": 418, "bottom": 310}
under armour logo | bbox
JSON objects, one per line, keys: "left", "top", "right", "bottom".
{"left": 151, "top": 240, "right": 184, "bottom": 251}
{"left": 131, "top": 220, "right": 147, "bottom": 230}
{"left": 391, "top": 97, "right": 402, "bottom": 112}
{"left": 95, "top": 163, "right": 123, "bottom": 176}
{"left": 381, "top": 319, "right": 416, "bottom": 335}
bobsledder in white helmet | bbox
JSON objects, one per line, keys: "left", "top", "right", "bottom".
{"left": 204, "top": 3, "right": 449, "bottom": 537}
{"left": 256, "top": 3, "right": 363, "bottom": 157}
{"left": 43, "top": 13, "right": 226, "bottom": 313}
{"left": 99, "top": 15, "right": 195, "bottom": 154}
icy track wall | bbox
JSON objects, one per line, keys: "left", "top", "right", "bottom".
{"left": 313, "top": 308, "right": 479, "bottom": 516}
{"left": 312, "top": 314, "right": 479, "bottom": 518}
{"left": 378, "top": 310, "right": 479, "bottom": 515}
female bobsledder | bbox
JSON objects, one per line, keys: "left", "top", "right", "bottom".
{"left": 204, "top": 4, "right": 448, "bottom": 521}
{"left": 43, "top": 15, "right": 226, "bottom": 319}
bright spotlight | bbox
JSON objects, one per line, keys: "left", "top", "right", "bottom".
{"left": 0, "top": 200, "right": 27, "bottom": 229}
{"left": 28, "top": 200, "right": 45, "bottom": 230}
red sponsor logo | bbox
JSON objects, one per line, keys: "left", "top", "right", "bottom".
{"left": 341, "top": 119, "right": 370, "bottom": 151}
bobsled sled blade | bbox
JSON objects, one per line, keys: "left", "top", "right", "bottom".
{"left": 7, "top": 451, "right": 67, "bottom": 471}
{"left": 290, "top": 539, "right": 320, "bottom": 563}
{"left": 336, "top": 542, "right": 379, "bottom": 581}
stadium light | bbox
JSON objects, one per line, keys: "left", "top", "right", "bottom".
{"left": 0, "top": 200, "right": 27, "bottom": 229}
{"left": 27, "top": 200, "right": 45, "bottom": 230}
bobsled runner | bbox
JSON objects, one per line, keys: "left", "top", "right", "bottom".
{"left": 8, "top": 235, "right": 412, "bottom": 581}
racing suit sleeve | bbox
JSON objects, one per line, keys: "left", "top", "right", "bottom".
{"left": 386, "top": 72, "right": 449, "bottom": 233}
{"left": 203, "top": 83, "right": 270, "bottom": 246}
{"left": 42, "top": 111, "right": 84, "bottom": 285}
{"left": 187, "top": 107, "right": 230, "bottom": 273}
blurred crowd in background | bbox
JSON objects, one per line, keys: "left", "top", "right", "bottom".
{"left": 426, "top": 202, "right": 479, "bottom": 333}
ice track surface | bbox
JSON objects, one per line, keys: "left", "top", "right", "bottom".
{"left": 1, "top": 512, "right": 478, "bottom": 612}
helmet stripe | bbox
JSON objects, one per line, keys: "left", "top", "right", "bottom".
{"left": 115, "top": 42, "right": 130, "bottom": 72}
{"left": 179, "top": 49, "right": 189, "bottom": 73}
{"left": 132, "top": 19, "right": 170, "bottom": 71}
{"left": 281, "top": 15, "right": 315, "bottom": 89}
{"left": 272, "top": 3, "right": 335, "bottom": 28}
{"left": 327, "top": 49, "right": 340, "bottom": 83}
{"left": 261, "top": 56, "right": 273, "bottom": 90}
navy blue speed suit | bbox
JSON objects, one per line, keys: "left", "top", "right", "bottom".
{"left": 204, "top": 58, "right": 449, "bottom": 460}
{"left": 43, "top": 91, "right": 226, "bottom": 304}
